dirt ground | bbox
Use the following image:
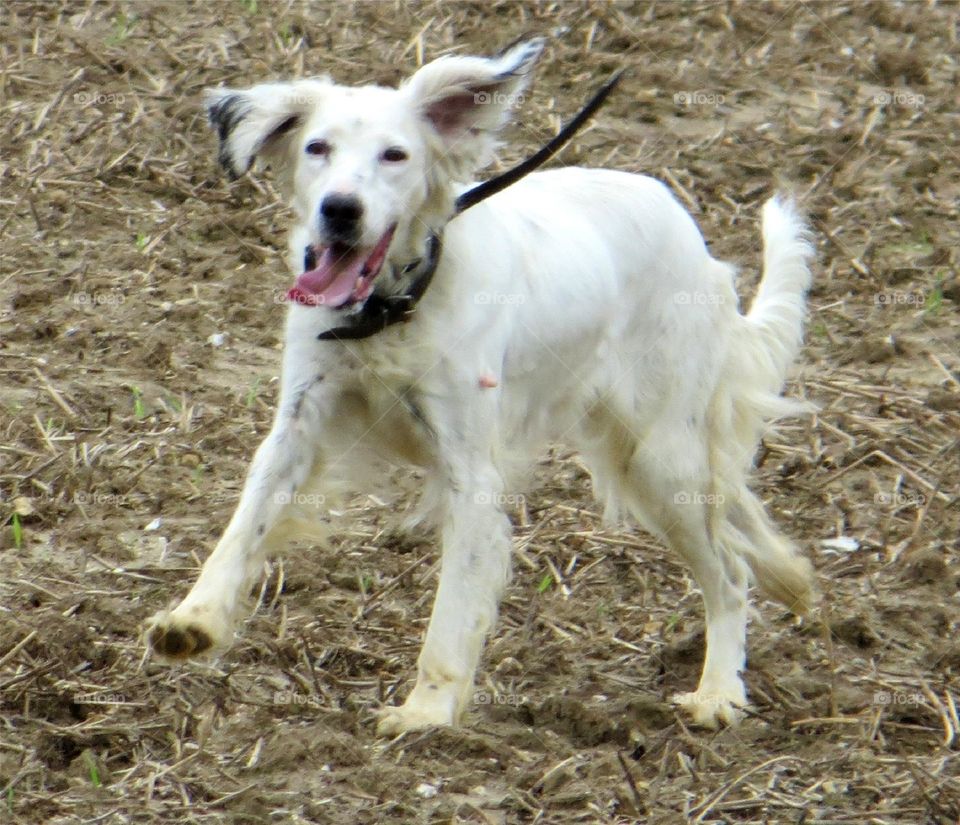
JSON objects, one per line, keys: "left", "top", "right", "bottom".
{"left": 2, "top": 1, "right": 959, "bottom": 823}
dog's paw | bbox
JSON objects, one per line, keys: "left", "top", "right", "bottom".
{"left": 376, "top": 690, "right": 460, "bottom": 736}
{"left": 672, "top": 686, "right": 748, "bottom": 729}
{"left": 145, "top": 606, "right": 230, "bottom": 660}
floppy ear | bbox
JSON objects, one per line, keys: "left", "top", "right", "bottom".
{"left": 203, "top": 80, "right": 325, "bottom": 180}
{"left": 403, "top": 37, "right": 545, "bottom": 177}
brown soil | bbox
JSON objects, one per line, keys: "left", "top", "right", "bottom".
{"left": 1, "top": 2, "right": 958, "bottom": 823}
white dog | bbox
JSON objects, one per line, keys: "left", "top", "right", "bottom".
{"left": 147, "top": 37, "right": 815, "bottom": 733}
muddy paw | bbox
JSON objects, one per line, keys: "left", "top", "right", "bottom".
{"left": 145, "top": 607, "right": 228, "bottom": 660}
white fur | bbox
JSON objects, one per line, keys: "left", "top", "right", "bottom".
{"left": 147, "top": 39, "right": 816, "bottom": 733}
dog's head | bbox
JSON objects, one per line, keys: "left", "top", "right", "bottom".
{"left": 205, "top": 38, "right": 544, "bottom": 310}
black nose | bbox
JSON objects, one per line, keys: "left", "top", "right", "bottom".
{"left": 320, "top": 194, "right": 363, "bottom": 236}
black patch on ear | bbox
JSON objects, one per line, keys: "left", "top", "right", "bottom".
{"left": 207, "top": 94, "right": 248, "bottom": 139}
{"left": 495, "top": 33, "right": 539, "bottom": 60}
{"left": 492, "top": 35, "right": 545, "bottom": 81}
{"left": 206, "top": 95, "right": 301, "bottom": 180}
{"left": 207, "top": 93, "right": 252, "bottom": 178}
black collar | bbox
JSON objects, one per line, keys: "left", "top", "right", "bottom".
{"left": 316, "top": 69, "right": 624, "bottom": 343}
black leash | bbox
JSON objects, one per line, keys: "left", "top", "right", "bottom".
{"left": 453, "top": 69, "right": 625, "bottom": 214}
{"left": 317, "top": 70, "right": 624, "bottom": 342}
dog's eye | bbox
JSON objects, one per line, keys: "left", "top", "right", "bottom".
{"left": 306, "top": 140, "right": 331, "bottom": 157}
{"left": 381, "top": 147, "right": 408, "bottom": 163}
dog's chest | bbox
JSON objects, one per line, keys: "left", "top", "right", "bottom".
{"left": 329, "top": 341, "right": 442, "bottom": 466}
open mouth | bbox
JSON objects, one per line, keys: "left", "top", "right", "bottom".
{"left": 286, "top": 224, "right": 396, "bottom": 309}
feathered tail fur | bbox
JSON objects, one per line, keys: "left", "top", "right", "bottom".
{"left": 713, "top": 197, "right": 816, "bottom": 613}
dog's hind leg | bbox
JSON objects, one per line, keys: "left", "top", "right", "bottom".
{"left": 639, "top": 472, "right": 751, "bottom": 727}
{"left": 578, "top": 410, "right": 750, "bottom": 727}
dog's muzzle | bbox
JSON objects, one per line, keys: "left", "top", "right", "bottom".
{"left": 287, "top": 224, "right": 396, "bottom": 309}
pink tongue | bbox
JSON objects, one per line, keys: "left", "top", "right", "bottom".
{"left": 292, "top": 247, "right": 365, "bottom": 308}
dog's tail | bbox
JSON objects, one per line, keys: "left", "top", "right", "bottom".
{"left": 711, "top": 197, "right": 815, "bottom": 611}
{"left": 719, "top": 197, "right": 814, "bottom": 437}
{"left": 744, "top": 196, "right": 814, "bottom": 397}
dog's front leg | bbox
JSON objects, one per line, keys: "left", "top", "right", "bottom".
{"left": 378, "top": 420, "right": 511, "bottom": 735}
{"left": 147, "top": 384, "right": 326, "bottom": 659}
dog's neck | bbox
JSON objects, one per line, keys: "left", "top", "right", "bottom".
{"left": 385, "top": 219, "right": 446, "bottom": 288}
